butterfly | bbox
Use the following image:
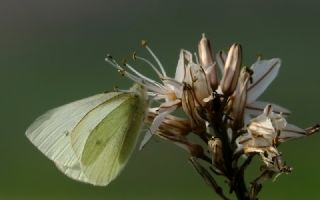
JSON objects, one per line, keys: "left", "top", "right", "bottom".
{"left": 26, "top": 84, "right": 148, "bottom": 186}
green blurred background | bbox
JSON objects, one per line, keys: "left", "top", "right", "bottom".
{"left": 1, "top": 0, "right": 319, "bottom": 199}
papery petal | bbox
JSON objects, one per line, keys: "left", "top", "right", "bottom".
{"left": 251, "top": 137, "right": 273, "bottom": 147}
{"left": 248, "top": 118, "right": 276, "bottom": 140}
{"left": 158, "top": 99, "right": 181, "bottom": 109}
{"left": 243, "top": 146, "right": 265, "bottom": 154}
{"left": 220, "top": 44, "right": 242, "bottom": 96}
{"left": 139, "top": 104, "right": 178, "bottom": 150}
{"left": 244, "top": 113, "right": 251, "bottom": 125}
{"left": 159, "top": 115, "right": 191, "bottom": 135}
{"left": 185, "top": 63, "right": 212, "bottom": 105}
{"left": 237, "top": 132, "right": 252, "bottom": 146}
{"left": 269, "top": 112, "right": 287, "bottom": 131}
{"left": 216, "top": 50, "right": 227, "bottom": 74}
{"left": 278, "top": 123, "right": 306, "bottom": 142}
{"left": 230, "top": 68, "right": 250, "bottom": 129}
{"left": 162, "top": 78, "right": 184, "bottom": 99}
{"left": 245, "top": 101, "right": 290, "bottom": 116}
{"left": 247, "top": 58, "right": 281, "bottom": 104}
{"left": 181, "top": 85, "right": 206, "bottom": 128}
{"left": 175, "top": 49, "right": 192, "bottom": 83}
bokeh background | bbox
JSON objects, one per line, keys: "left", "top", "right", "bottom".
{"left": 1, "top": 0, "right": 319, "bottom": 199}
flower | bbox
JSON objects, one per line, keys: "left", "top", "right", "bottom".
{"left": 105, "top": 34, "right": 320, "bottom": 199}
{"left": 216, "top": 52, "right": 291, "bottom": 126}
{"left": 106, "top": 35, "right": 288, "bottom": 150}
{"left": 105, "top": 38, "right": 218, "bottom": 149}
{"left": 237, "top": 104, "right": 306, "bottom": 172}
{"left": 105, "top": 35, "right": 303, "bottom": 155}
{"left": 105, "top": 42, "right": 184, "bottom": 149}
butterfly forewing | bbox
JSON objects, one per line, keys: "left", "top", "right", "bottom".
{"left": 26, "top": 92, "right": 122, "bottom": 168}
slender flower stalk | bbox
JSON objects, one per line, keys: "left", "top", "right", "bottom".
{"left": 106, "top": 34, "right": 320, "bottom": 200}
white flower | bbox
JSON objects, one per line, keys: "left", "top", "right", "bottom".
{"left": 216, "top": 52, "right": 291, "bottom": 125}
{"left": 105, "top": 43, "right": 185, "bottom": 148}
{"left": 238, "top": 104, "right": 306, "bottom": 148}
{"left": 106, "top": 40, "right": 215, "bottom": 149}
{"left": 237, "top": 104, "right": 306, "bottom": 172}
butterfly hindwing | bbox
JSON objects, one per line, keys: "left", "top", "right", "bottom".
{"left": 70, "top": 86, "right": 147, "bottom": 185}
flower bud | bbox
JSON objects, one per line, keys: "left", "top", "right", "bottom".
{"left": 198, "top": 34, "right": 219, "bottom": 91}
{"left": 198, "top": 34, "right": 214, "bottom": 68}
{"left": 208, "top": 137, "right": 224, "bottom": 171}
{"left": 230, "top": 67, "right": 250, "bottom": 130}
{"left": 181, "top": 84, "right": 206, "bottom": 129}
{"left": 220, "top": 43, "right": 242, "bottom": 96}
{"left": 186, "top": 63, "right": 212, "bottom": 105}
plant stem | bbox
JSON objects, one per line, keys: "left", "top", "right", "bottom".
{"left": 208, "top": 112, "right": 250, "bottom": 199}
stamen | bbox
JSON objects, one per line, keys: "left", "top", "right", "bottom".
{"left": 134, "top": 55, "right": 163, "bottom": 78}
{"left": 105, "top": 55, "right": 127, "bottom": 73}
{"left": 124, "top": 72, "right": 168, "bottom": 95}
{"left": 143, "top": 43, "right": 167, "bottom": 77}
{"left": 161, "top": 77, "right": 182, "bottom": 87}
{"left": 105, "top": 56, "right": 168, "bottom": 95}
{"left": 124, "top": 63, "right": 163, "bottom": 88}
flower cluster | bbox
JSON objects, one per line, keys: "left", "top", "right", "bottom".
{"left": 106, "top": 34, "right": 319, "bottom": 199}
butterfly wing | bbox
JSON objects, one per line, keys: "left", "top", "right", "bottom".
{"left": 55, "top": 162, "right": 89, "bottom": 183}
{"left": 26, "top": 84, "right": 148, "bottom": 186}
{"left": 70, "top": 85, "right": 148, "bottom": 186}
{"left": 26, "top": 92, "right": 122, "bottom": 169}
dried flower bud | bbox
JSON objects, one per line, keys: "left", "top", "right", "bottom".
{"left": 175, "top": 49, "right": 193, "bottom": 83}
{"left": 184, "top": 63, "right": 212, "bottom": 105}
{"left": 230, "top": 67, "right": 251, "bottom": 130}
{"left": 208, "top": 137, "right": 225, "bottom": 172}
{"left": 198, "top": 34, "right": 214, "bottom": 68}
{"left": 198, "top": 34, "right": 219, "bottom": 90}
{"left": 181, "top": 85, "right": 206, "bottom": 129}
{"left": 181, "top": 60, "right": 215, "bottom": 130}
{"left": 220, "top": 43, "right": 242, "bottom": 96}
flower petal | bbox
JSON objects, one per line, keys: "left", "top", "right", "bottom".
{"left": 245, "top": 101, "right": 290, "bottom": 116}
{"left": 247, "top": 58, "right": 281, "bottom": 104}
{"left": 175, "top": 49, "right": 192, "bottom": 83}
{"left": 244, "top": 113, "right": 251, "bottom": 125}
{"left": 278, "top": 123, "right": 306, "bottom": 142}
{"left": 216, "top": 50, "right": 226, "bottom": 74}
{"left": 139, "top": 104, "right": 178, "bottom": 150}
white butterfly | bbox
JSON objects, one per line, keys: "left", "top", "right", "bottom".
{"left": 26, "top": 84, "right": 148, "bottom": 186}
